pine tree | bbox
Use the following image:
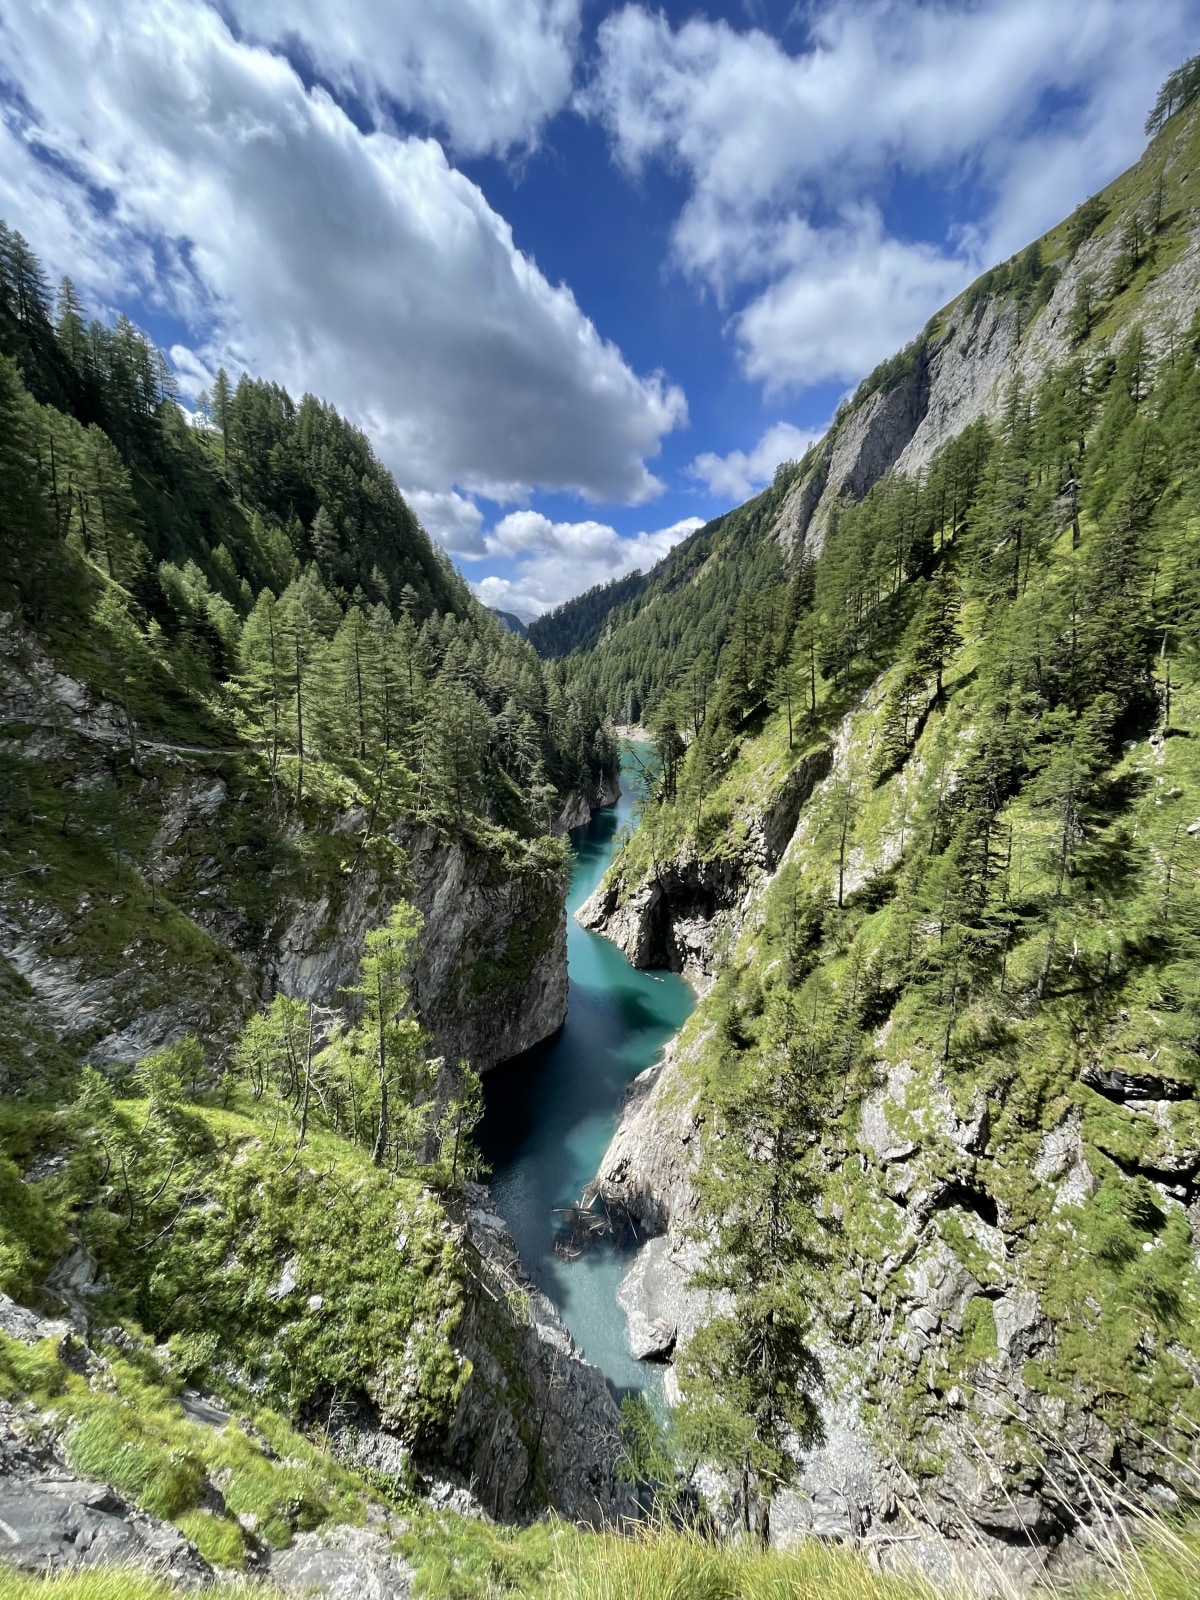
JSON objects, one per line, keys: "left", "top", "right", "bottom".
{"left": 240, "top": 590, "right": 288, "bottom": 783}
{"left": 0, "top": 354, "right": 55, "bottom": 618}
{"left": 94, "top": 588, "right": 149, "bottom": 774}
{"left": 212, "top": 367, "right": 234, "bottom": 480}
{"left": 676, "top": 986, "right": 826, "bottom": 1545}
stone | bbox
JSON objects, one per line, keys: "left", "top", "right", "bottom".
{"left": 0, "top": 1477, "right": 211, "bottom": 1588}
{"left": 43, "top": 1245, "right": 107, "bottom": 1332}
{"left": 267, "top": 1256, "right": 299, "bottom": 1300}
{"left": 859, "top": 1095, "right": 918, "bottom": 1163}
{"left": 902, "top": 1240, "right": 982, "bottom": 1335}
{"left": 617, "top": 1238, "right": 682, "bottom": 1361}
{"left": 270, "top": 1526, "right": 413, "bottom": 1600}
{"left": 0, "top": 1293, "right": 70, "bottom": 1346}
{"left": 993, "top": 1292, "right": 1049, "bottom": 1361}
{"left": 179, "top": 1389, "right": 232, "bottom": 1429}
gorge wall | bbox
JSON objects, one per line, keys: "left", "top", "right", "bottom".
{"left": 582, "top": 655, "right": 1200, "bottom": 1582}
{"left": 0, "top": 617, "right": 570, "bottom": 1077}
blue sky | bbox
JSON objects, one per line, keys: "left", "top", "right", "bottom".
{"left": 2, "top": 1, "right": 1198, "bottom": 616}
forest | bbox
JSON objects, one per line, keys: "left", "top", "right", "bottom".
{"left": 0, "top": 221, "right": 618, "bottom": 841}
{"left": 585, "top": 296, "right": 1200, "bottom": 1538}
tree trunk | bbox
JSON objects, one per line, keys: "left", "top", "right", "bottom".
{"left": 371, "top": 969, "right": 388, "bottom": 1166}
{"left": 294, "top": 642, "right": 304, "bottom": 804}
{"left": 755, "top": 1495, "right": 771, "bottom": 1550}
{"left": 298, "top": 1003, "right": 314, "bottom": 1148}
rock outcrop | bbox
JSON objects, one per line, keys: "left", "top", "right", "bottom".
{"left": 553, "top": 771, "right": 622, "bottom": 835}
{"left": 268, "top": 818, "right": 568, "bottom": 1072}
{"left": 446, "top": 1182, "right": 635, "bottom": 1527}
{"left": 769, "top": 197, "right": 1200, "bottom": 564}
{"left": 0, "top": 622, "right": 569, "bottom": 1074}
{"left": 317, "top": 1181, "right": 633, "bottom": 1529}
{"left": 577, "top": 745, "right": 831, "bottom": 984}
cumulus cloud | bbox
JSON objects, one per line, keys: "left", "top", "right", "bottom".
{"left": 588, "top": 0, "right": 1194, "bottom": 389}
{"left": 0, "top": 0, "right": 684, "bottom": 509}
{"left": 228, "top": 0, "right": 581, "bottom": 157}
{"left": 405, "top": 489, "right": 487, "bottom": 556}
{"left": 689, "top": 420, "right": 825, "bottom": 501}
{"left": 473, "top": 513, "right": 704, "bottom": 616}
{"left": 733, "top": 211, "right": 973, "bottom": 391}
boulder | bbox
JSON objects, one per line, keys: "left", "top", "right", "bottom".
{"left": 271, "top": 1526, "right": 413, "bottom": 1600}
{"left": 0, "top": 1477, "right": 211, "bottom": 1588}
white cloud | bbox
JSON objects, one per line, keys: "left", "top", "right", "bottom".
{"left": 733, "top": 210, "right": 973, "bottom": 391}
{"left": 406, "top": 489, "right": 487, "bottom": 556}
{"left": 472, "top": 513, "right": 704, "bottom": 615}
{"left": 589, "top": 0, "right": 1195, "bottom": 389}
{"left": 228, "top": 0, "right": 581, "bottom": 157}
{"left": 689, "top": 420, "right": 826, "bottom": 501}
{"left": 0, "top": 0, "right": 684, "bottom": 510}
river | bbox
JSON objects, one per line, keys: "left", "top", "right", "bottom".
{"left": 477, "top": 743, "right": 693, "bottom": 1395}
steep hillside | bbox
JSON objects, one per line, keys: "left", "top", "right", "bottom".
{"left": 577, "top": 95, "right": 1200, "bottom": 1571}
{"left": 0, "top": 233, "right": 632, "bottom": 1571}
{"left": 548, "top": 97, "right": 1200, "bottom": 733}
{"left": 0, "top": 229, "right": 621, "bottom": 1076}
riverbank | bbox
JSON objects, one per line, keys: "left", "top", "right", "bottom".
{"left": 477, "top": 743, "right": 693, "bottom": 1394}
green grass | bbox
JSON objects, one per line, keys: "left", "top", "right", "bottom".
{"left": 0, "top": 1327, "right": 372, "bottom": 1556}
{"left": 4, "top": 1516, "right": 1199, "bottom": 1600}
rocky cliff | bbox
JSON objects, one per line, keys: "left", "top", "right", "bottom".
{"left": 0, "top": 618, "right": 568, "bottom": 1075}
{"left": 576, "top": 744, "right": 831, "bottom": 984}
{"left": 585, "top": 659, "right": 1200, "bottom": 1580}
{"left": 771, "top": 114, "right": 1200, "bottom": 564}
{"left": 0, "top": 1168, "right": 634, "bottom": 1589}
{"left": 553, "top": 772, "right": 622, "bottom": 835}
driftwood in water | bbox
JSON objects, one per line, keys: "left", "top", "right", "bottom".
{"left": 553, "top": 1187, "right": 641, "bottom": 1259}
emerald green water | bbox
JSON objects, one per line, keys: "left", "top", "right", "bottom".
{"left": 478, "top": 745, "right": 693, "bottom": 1395}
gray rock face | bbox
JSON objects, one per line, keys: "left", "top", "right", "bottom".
{"left": 326, "top": 1187, "right": 636, "bottom": 1529}
{"left": 577, "top": 684, "right": 1187, "bottom": 1587}
{"left": 577, "top": 747, "right": 831, "bottom": 984}
{"left": 0, "top": 621, "right": 572, "bottom": 1075}
{"left": 617, "top": 1238, "right": 682, "bottom": 1360}
{"left": 271, "top": 1525, "right": 413, "bottom": 1600}
{"left": 553, "top": 773, "right": 621, "bottom": 835}
{"left": 767, "top": 202, "right": 1200, "bottom": 568}
{"left": 0, "top": 1476, "right": 212, "bottom": 1587}
{"left": 589, "top": 1047, "right": 705, "bottom": 1236}
{"left": 268, "top": 821, "right": 570, "bottom": 1073}
{"left": 441, "top": 1183, "right": 636, "bottom": 1527}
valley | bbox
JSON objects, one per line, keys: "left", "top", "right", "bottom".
{"left": 5, "top": 46, "right": 1200, "bottom": 1600}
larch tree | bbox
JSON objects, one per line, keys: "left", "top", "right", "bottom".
{"left": 675, "top": 985, "right": 826, "bottom": 1546}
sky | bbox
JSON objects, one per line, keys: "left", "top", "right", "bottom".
{"left": 1, "top": 2, "right": 1197, "bottom": 618}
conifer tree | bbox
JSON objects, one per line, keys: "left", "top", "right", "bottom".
{"left": 344, "top": 901, "right": 430, "bottom": 1168}
{"left": 676, "top": 986, "right": 826, "bottom": 1545}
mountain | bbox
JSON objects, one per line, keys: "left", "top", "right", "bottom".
{"left": 551, "top": 94, "right": 1200, "bottom": 728}
{"left": 571, "top": 92, "right": 1200, "bottom": 1565}
{"left": 528, "top": 568, "right": 650, "bottom": 661}
{"left": 0, "top": 227, "right": 631, "bottom": 1546}
{"left": 488, "top": 605, "right": 530, "bottom": 637}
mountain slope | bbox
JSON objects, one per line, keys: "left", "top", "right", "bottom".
{"left": 1, "top": 230, "right": 624, "bottom": 1077}
{"left": 575, "top": 95, "right": 1200, "bottom": 1566}
{"left": 0, "top": 233, "right": 633, "bottom": 1563}
{"left": 547, "top": 96, "right": 1200, "bottom": 731}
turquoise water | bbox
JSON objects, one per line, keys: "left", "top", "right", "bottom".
{"left": 477, "top": 744, "right": 694, "bottom": 1395}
